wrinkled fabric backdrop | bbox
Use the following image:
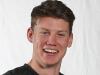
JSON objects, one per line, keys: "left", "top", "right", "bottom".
{"left": 0, "top": 0, "right": 100, "bottom": 75}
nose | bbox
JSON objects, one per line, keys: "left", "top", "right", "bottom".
{"left": 47, "top": 34, "right": 57, "bottom": 46}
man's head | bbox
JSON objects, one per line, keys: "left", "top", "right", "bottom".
{"left": 27, "top": 0, "right": 75, "bottom": 68}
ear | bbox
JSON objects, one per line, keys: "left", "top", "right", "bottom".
{"left": 68, "top": 33, "right": 73, "bottom": 48}
{"left": 27, "top": 27, "right": 33, "bottom": 43}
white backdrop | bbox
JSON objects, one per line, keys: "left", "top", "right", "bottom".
{"left": 0, "top": 0, "right": 100, "bottom": 75}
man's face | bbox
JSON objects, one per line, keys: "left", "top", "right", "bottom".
{"left": 27, "top": 17, "right": 73, "bottom": 67}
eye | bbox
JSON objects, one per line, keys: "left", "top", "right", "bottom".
{"left": 40, "top": 31, "right": 49, "bottom": 35}
{"left": 57, "top": 32, "right": 67, "bottom": 37}
{"left": 58, "top": 33, "right": 65, "bottom": 37}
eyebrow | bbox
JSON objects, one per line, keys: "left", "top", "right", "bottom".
{"left": 40, "top": 27, "right": 68, "bottom": 33}
{"left": 40, "top": 28, "right": 49, "bottom": 31}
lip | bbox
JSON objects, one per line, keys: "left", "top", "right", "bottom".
{"left": 43, "top": 48, "right": 59, "bottom": 55}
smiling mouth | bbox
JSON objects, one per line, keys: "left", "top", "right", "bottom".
{"left": 43, "top": 48, "right": 58, "bottom": 54}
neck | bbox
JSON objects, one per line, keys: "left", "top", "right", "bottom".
{"left": 28, "top": 59, "right": 61, "bottom": 75}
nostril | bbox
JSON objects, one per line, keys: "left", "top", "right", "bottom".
{"left": 46, "top": 43, "right": 56, "bottom": 46}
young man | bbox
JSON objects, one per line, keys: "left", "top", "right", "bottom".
{"left": 3, "top": 0, "right": 75, "bottom": 75}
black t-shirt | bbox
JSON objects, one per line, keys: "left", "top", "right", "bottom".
{"left": 3, "top": 64, "right": 64, "bottom": 75}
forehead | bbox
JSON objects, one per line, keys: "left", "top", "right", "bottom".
{"left": 35, "top": 17, "right": 69, "bottom": 31}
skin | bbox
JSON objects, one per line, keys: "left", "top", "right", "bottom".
{"left": 27, "top": 17, "right": 73, "bottom": 75}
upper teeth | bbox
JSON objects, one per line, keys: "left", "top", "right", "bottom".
{"left": 44, "top": 49, "right": 57, "bottom": 53}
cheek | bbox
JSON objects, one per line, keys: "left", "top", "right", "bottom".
{"left": 57, "top": 39, "right": 68, "bottom": 59}
{"left": 57, "top": 39, "right": 68, "bottom": 58}
{"left": 34, "top": 36, "right": 46, "bottom": 49}
{"left": 57, "top": 38, "right": 69, "bottom": 48}
{"left": 33, "top": 37, "right": 44, "bottom": 57}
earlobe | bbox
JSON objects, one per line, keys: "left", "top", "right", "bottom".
{"left": 27, "top": 27, "right": 33, "bottom": 43}
{"left": 68, "top": 33, "right": 73, "bottom": 48}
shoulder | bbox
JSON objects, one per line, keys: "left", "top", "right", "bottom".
{"left": 60, "top": 72, "right": 64, "bottom": 75}
{"left": 3, "top": 64, "right": 29, "bottom": 75}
